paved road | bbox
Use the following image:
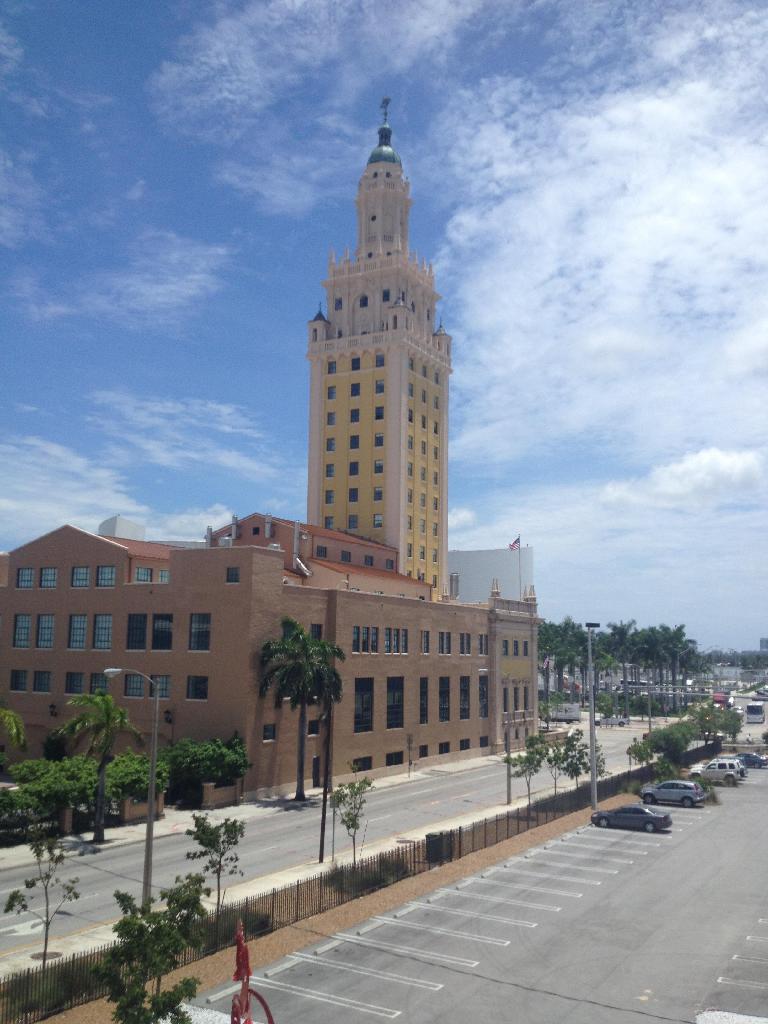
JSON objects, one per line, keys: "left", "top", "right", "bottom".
{"left": 0, "top": 724, "right": 644, "bottom": 955}
{"left": 201, "top": 765, "right": 768, "bottom": 1023}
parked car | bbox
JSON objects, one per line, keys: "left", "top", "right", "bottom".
{"left": 688, "top": 759, "right": 742, "bottom": 784}
{"left": 640, "top": 780, "right": 705, "bottom": 807}
{"left": 591, "top": 805, "right": 672, "bottom": 833}
{"left": 736, "top": 752, "right": 768, "bottom": 769}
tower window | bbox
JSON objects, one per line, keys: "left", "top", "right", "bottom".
{"left": 351, "top": 356, "right": 361, "bottom": 370}
{"left": 349, "top": 488, "right": 358, "bottom": 502}
{"left": 350, "top": 408, "right": 360, "bottom": 423}
{"left": 373, "top": 487, "right": 383, "bottom": 501}
{"left": 374, "top": 460, "right": 384, "bottom": 474}
{"left": 324, "top": 516, "right": 334, "bottom": 529}
{"left": 375, "top": 379, "right": 384, "bottom": 394}
{"left": 325, "top": 490, "right": 334, "bottom": 504}
{"left": 373, "top": 514, "right": 383, "bottom": 528}
{"left": 341, "top": 550, "right": 352, "bottom": 563}
{"left": 334, "top": 297, "right": 342, "bottom": 310}
{"left": 375, "top": 406, "right": 384, "bottom": 420}
{"left": 327, "top": 385, "right": 336, "bottom": 399}
{"left": 327, "top": 360, "right": 336, "bottom": 374}
{"left": 350, "top": 434, "right": 360, "bottom": 449}
{"left": 326, "top": 438, "right": 335, "bottom": 452}
{"left": 326, "top": 412, "right": 335, "bottom": 425}
{"left": 382, "top": 289, "right": 390, "bottom": 302}
{"left": 374, "top": 433, "right": 384, "bottom": 447}
{"left": 370, "top": 215, "right": 376, "bottom": 221}
{"left": 325, "top": 464, "right": 335, "bottom": 477}
{"left": 409, "top": 357, "right": 414, "bottom": 370}
{"left": 407, "top": 435, "right": 414, "bottom": 450}
{"left": 351, "top": 383, "right": 360, "bottom": 397}
{"left": 359, "top": 296, "right": 368, "bottom": 308}
{"left": 348, "top": 515, "right": 358, "bottom": 530}
{"left": 376, "top": 353, "right": 385, "bottom": 367}
{"left": 364, "top": 555, "right": 374, "bottom": 566}
{"left": 349, "top": 461, "right": 359, "bottom": 475}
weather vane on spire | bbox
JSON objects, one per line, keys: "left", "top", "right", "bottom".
{"left": 380, "top": 96, "right": 390, "bottom": 124}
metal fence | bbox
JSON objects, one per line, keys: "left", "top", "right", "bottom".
{"left": 0, "top": 745, "right": 714, "bottom": 1024}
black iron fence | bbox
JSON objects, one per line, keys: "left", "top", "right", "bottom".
{"left": 0, "top": 745, "right": 714, "bottom": 1024}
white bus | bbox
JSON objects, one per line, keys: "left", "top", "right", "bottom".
{"left": 745, "top": 702, "right": 765, "bottom": 724}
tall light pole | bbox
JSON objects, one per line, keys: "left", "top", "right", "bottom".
{"left": 585, "top": 623, "right": 600, "bottom": 810}
{"left": 104, "top": 667, "right": 160, "bottom": 907}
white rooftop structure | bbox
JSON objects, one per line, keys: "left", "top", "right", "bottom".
{"left": 448, "top": 546, "right": 534, "bottom": 603}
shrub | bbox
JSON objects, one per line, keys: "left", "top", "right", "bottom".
{"left": 10, "top": 757, "right": 97, "bottom": 816}
{"left": 106, "top": 751, "right": 170, "bottom": 803}
{"left": 161, "top": 735, "right": 249, "bottom": 806}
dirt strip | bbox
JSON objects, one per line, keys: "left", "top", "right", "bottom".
{"left": 46, "top": 794, "right": 630, "bottom": 1023}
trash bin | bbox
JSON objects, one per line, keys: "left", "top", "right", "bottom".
{"left": 426, "top": 831, "right": 452, "bottom": 864}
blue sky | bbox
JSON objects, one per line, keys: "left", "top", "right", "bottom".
{"left": 2, "top": 1, "right": 767, "bottom": 650}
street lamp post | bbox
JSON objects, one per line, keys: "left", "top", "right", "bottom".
{"left": 104, "top": 667, "right": 160, "bottom": 907}
{"left": 585, "top": 622, "right": 600, "bottom": 811}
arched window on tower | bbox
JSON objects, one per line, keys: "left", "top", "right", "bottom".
{"left": 359, "top": 295, "right": 368, "bottom": 308}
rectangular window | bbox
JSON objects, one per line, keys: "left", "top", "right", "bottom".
{"left": 373, "top": 487, "right": 383, "bottom": 501}
{"left": 350, "top": 382, "right": 360, "bottom": 397}
{"left": 263, "top": 723, "right": 276, "bottom": 741}
{"left": 34, "top": 614, "right": 54, "bottom": 648}
{"left": 524, "top": 687, "right": 529, "bottom": 710}
{"left": 349, "top": 434, "right": 359, "bottom": 449}
{"left": 352, "top": 625, "right": 360, "bottom": 653}
{"left": 135, "top": 566, "right": 153, "bottom": 583}
{"left": 327, "top": 385, "right": 336, "bottom": 399}
{"left": 186, "top": 676, "right": 208, "bottom": 700}
{"left": 408, "top": 435, "right": 414, "bottom": 450}
{"left": 460, "top": 676, "right": 470, "bottom": 720}
{"left": 384, "top": 627, "right": 392, "bottom": 654}
{"left": 152, "top": 613, "right": 173, "bottom": 651}
{"left": 12, "top": 614, "right": 30, "bottom": 647}
{"left": 373, "top": 513, "right": 383, "bottom": 528}
{"left": 386, "top": 677, "right": 404, "bottom": 729}
{"left": 326, "top": 437, "right": 336, "bottom": 452}
{"left": 460, "top": 738, "right": 470, "bottom": 751}
{"left": 407, "top": 461, "right": 413, "bottom": 478}
{"left": 354, "top": 678, "right": 374, "bottom": 733}
{"left": 124, "top": 673, "right": 144, "bottom": 698}
{"left": 385, "top": 559, "right": 394, "bottom": 571}
{"left": 381, "top": 291, "right": 390, "bottom": 305}
{"left": 419, "top": 744, "right": 428, "bottom": 758}
{"left": 439, "top": 676, "right": 450, "bottom": 722}
{"left": 523, "top": 640, "right": 529, "bottom": 656}
{"left": 93, "top": 613, "right": 112, "bottom": 649}
{"left": 96, "top": 565, "right": 115, "bottom": 587}
{"left": 252, "top": 526, "right": 260, "bottom": 535}
{"left": 325, "top": 464, "right": 335, "bottom": 478}
{"left": 479, "top": 676, "right": 489, "bottom": 718}
{"left": 514, "top": 686, "right": 520, "bottom": 711}
{"left": 71, "top": 566, "right": 90, "bottom": 587}
{"left": 478, "top": 634, "right": 488, "bottom": 655}
{"left": 324, "top": 516, "right": 334, "bottom": 529}
{"left": 375, "top": 406, "right": 384, "bottom": 420}
{"left": 341, "top": 549, "right": 352, "bottom": 563}
{"left": 68, "top": 613, "right": 88, "bottom": 648}
{"left": 33, "top": 671, "right": 51, "bottom": 693}
{"left": 375, "top": 379, "right": 384, "bottom": 394}
{"left": 421, "top": 629, "right": 430, "bottom": 653}
{"left": 370, "top": 626, "right": 379, "bottom": 653}
{"left": 503, "top": 687, "right": 509, "bottom": 713}
{"left": 374, "top": 460, "right": 383, "bottom": 474}
{"left": 502, "top": 639, "right": 509, "bottom": 656}
{"left": 349, "top": 487, "right": 358, "bottom": 502}
{"left": 189, "top": 613, "right": 211, "bottom": 651}
{"left": 65, "top": 672, "right": 84, "bottom": 694}
{"left": 226, "top": 566, "right": 240, "bottom": 583}
{"left": 326, "top": 411, "right": 336, "bottom": 426}
{"left": 419, "top": 677, "right": 429, "bottom": 724}
{"left": 158, "top": 569, "right": 170, "bottom": 584}
{"left": 386, "top": 750, "right": 404, "bottom": 766}
{"left": 350, "top": 409, "right": 360, "bottom": 423}
{"left": 392, "top": 627, "right": 400, "bottom": 654}
{"left": 327, "top": 360, "right": 336, "bottom": 374}
{"left": 479, "top": 735, "right": 489, "bottom": 748}
{"left": 439, "top": 741, "right": 450, "bottom": 755}
{"left": 513, "top": 639, "right": 519, "bottom": 656}
{"left": 364, "top": 554, "right": 374, "bottom": 567}
{"left": 349, "top": 461, "right": 359, "bottom": 476}
{"left": 90, "top": 672, "right": 107, "bottom": 694}
{"left": 151, "top": 674, "right": 170, "bottom": 699}
{"left": 401, "top": 628, "right": 408, "bottom": 654}
{"left": 307, "top": 718, "right": 320, "bottom": 736}
{"left": 316, "top": 545, "right": 327, "bottom": 558}
{"left": 126, "top": 613, "right": 147, "bottom": 650}
{"left": 361, "top": 625, "right": 370, "bottom": 652}
{"left": 374, "top": 433, "right": 384, "bottom": 447}
{"left": 351, "top": 355, "right": 361, "bottom": 369}
{"left": 16, "top": 567, "right": 34, "bottom": 589}
{"left": 310, "top": 623, "right": 323, "bottom": 640}
{"left": 438, "top": 631, "right": 451, "bottom": 655}
{"left": 421, "top": 389, "right": 427, "bottom": 403}
{"left": 39, "top": 567, "right": 57, "bottom": 589}
{"left": 352, "top": 756, "right": 372, "bottom": 772}
{"left": 10, "top": 670, "right": 27, "bottom": 692}
{"left": 334, "top": 297, "right": 342, "bottom": 310}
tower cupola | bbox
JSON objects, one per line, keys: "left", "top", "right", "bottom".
{"left": 368, "top": 99, "right": 401, "bottom": 165}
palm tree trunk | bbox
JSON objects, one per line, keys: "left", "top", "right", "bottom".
{"left": 93, "top": 757, "right": 108, "bottom": 843}
{"left": 319, "top": 702, "right": 333, "bottom": 862}
{"left": 623, "top": 659, "right": 629, "bottom": 718}
{"left": 295, "top": 700, "right": 308, "bottom": 801}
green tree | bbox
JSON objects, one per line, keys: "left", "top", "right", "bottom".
{"left": 543, "top": 742, "right": 566, "bottom": 796}
{"left": 648, "top": 721, "right": 696, "bottom": 767}
{"left": 626, "top": 737, "right": 654, "bottom": 769}
{"left": 688, "top": 700, "right": 722, "bottom": 743}
{"left": 107, "top": 751, "right": 171, "bottom": 803}
{"left": 0, "top": 705, "right": 26, "bottom": 752}
{"left": 596, "top": 692, "right": 615, "bottom": 719}
{"left": 57, "top": 693, "right": 142, "bottom": 843}
{"left": 96, "top": 873, "right": 208, "bottom": 1024}
{"left": 260, "top": 617, "right": 345, "bottom": 801}
{"left": 185, "top": 813, "right": 245, "bottom": 935}
{"left": 560, "top": 729, "right": 590, "bottom": 788}
{"left": 4, "top": 827, "right": 79, "bottom": 969}
{"left": 539, "top": 691, "right": 565, "bottom": 730}
{"left": 330, "top": 771, "right": 373, "bottom": 864}
{"left": 10, "top": 755, "right": 98, "bottom": 816}
{"left": 505, "top": 735, "right": 546, "bottom": 809}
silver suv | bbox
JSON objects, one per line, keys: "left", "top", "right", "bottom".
{"left": 640, "top": 780, "right": 705, "bottom": 807}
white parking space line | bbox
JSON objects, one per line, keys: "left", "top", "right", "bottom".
{"left": 747, "top": 935, "right": 768, "bottom": 943}
{"left": 565, "top": 839, "right": 648, "bottom": 855}
{"left": 372, "top": 915, "right": 513, "bottom": 944}
{"left": 578, "top": 833, "right": 661, "bottom": 847}
{"left": 332, "top": 933, "right": 480, "bottom": 967}
{"left": 732, "top": 954, "right": 768, "bottom": 965}
{"left": 554, "top": 846, "right": 635, "bottom": 863}
{"left": 289, "top": 952, "right": 444, "bottom": 990}
{"left": 436, "top": 888, "right": 561, "bottom": 912}
{"left": 758, "top": 919, "right": 768, "bottom": 925}
{"left": 500, "top": 867, "right": 601, "bottom": 886}
{"left": 480, "top": 875, "right": 583, "bottom": 898}
{"left": 249, "top": 975, "right": 401, "bottom": 1018}
{"left": 526, "top": 856, "right": 619, "bottom": 875}
{"left": 717, "top": 977, "right": 768, "bottom": 990}
{"left": 405, "top": 902, "right": 537, "bottom": 929}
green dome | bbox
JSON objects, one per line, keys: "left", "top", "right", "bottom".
{"left": 368, "top": 122, "right": 401, "bottom": 166}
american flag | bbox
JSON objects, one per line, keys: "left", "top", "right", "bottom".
{"left": 509, "top": 537, "right": 520, "bottom": 551}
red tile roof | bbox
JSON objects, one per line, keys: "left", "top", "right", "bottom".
{"left": 99, "top": 537, "right": 173, "bottom": 559}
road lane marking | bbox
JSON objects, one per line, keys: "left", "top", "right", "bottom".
{"left": 717, "top": 977, "right": 768, "bottom": 990}
{"left": 290, "top": 953, "right": 443, "bottom": 990}
{"left": 246, "top": 975, "right": 401, "bottom": 1018}
{"left": 436, "top": 888, "right": 560, "bottom": 912}
{"left": 372, "top": 916, "right": 511, "bottom": 944}
{"left": 480, "top": 875, "right": 583, "bottom": 898}
{"left": 368, "top": 815, "right": 392, "bottom": 823}
{"left": 331, "top": 933, "right": 480, "bottom": 967}
{"left": 405, "top": 902, "right": 537, "bottom": 929}
{"left": 527, "top": 856, "right": 618, "bottom": 875}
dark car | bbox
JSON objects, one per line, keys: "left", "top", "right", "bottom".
{"left": 591, "top": 804, "right": 672, "bottom": 833}
{"left": 737, "top": 752, "right": 768, "bottom": 769}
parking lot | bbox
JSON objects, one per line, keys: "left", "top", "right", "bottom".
{"left": 200, "top": 769, "right": 768, "bottom": 1023}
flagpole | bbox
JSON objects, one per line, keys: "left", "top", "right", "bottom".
{"left": 518, "top": 544, "right": 522, "bottom": 600}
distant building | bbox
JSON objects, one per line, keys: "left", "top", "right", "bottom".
{"left": 448, "top": 547, "right": 534, "bottom": 604}
{"left": 760, "top": 638, "right": 768, "bottom": 651}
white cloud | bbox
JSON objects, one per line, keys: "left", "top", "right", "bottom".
{"left": 0, "top": 22, "right": 22, "bottom": 79}
{"left": 148, "top": 504, "right": 233, "bottom": 542}
{"left": 125, "top": 179, "right": 145, "bottom": 201}
{"left": 15, "top": 230, "right": 231, "bottom": 326}
{"left": 0, "top": 148, "right": 44, "bottom": 247}
{"left": 448, "top": 507, "right": 477, "bottom": 530}
{"left": 601, "top": 448, "right": 764, "bottom": 509}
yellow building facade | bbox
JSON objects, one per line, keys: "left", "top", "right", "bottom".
{"left": 307, "top": 107, "right": 451, "bottom": 594}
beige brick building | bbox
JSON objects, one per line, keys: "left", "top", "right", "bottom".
{"left": 0, "top": 522, "right": 539, "bottom": 795}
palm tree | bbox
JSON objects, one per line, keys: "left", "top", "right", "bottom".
{"left": 260, "top": 617, "right": 345, "bottom": 802}
{"left": 317, "top": 661, "right": 343, "bottom": 862}
{"left": 0, "top": 706, "right": 26, "bottom": 751}
{"left": 607, "top": 620, "right": 636, "bottom": 717}
{"left": 58, "top": 693, "right": 142, "bottom": 843}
